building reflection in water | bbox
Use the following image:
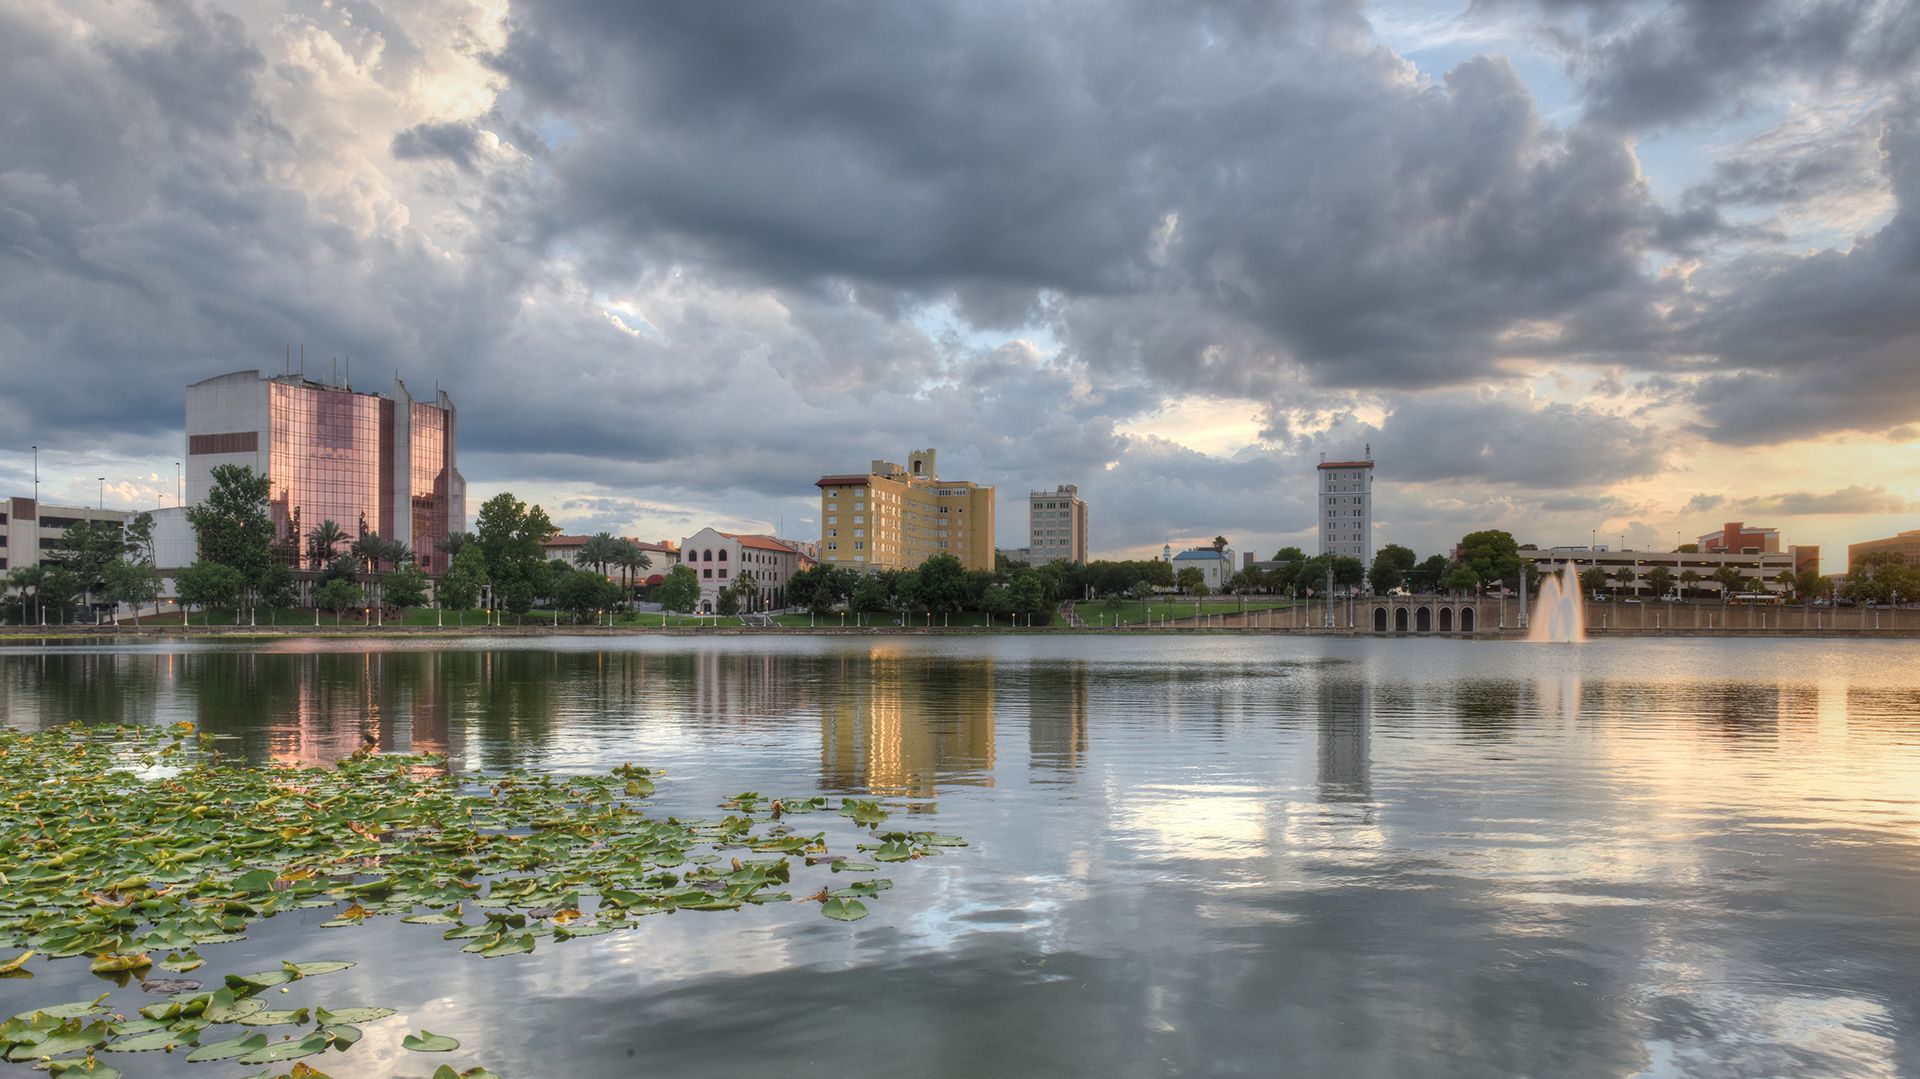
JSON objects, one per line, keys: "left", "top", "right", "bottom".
{"left": 181, "top": 650, "right": 466, "bottom": 768}
{"left": 820, "top": 645, "right": 995, "bottom": 796}
{"left": 1316, "top": 671, "right": 1371, "bottom": 803}
{"left": 1027, "top": 660, "right": 1089, "bottom": 780}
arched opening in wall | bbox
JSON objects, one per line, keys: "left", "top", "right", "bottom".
{"left": 1373, "top": 606, "right": 1388, "bottom": 632}
{"left": 1395, "top": 607, "right": 1409, "bottom": 633}
{"left": 1439, "top": 607, "right": 1454, "bottom": 632}
{"left": 1416, "top": 606, "right": 1432, "bottom": 632}
{"left": 1460, "top": 606, "right": 1476, "bottom": 633}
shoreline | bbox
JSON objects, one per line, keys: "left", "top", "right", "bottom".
{"left": 2, "top": 624, "right": 1917, "bottom": 642}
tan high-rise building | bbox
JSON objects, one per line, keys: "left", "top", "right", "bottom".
{"left": 1027, "top": 484, "right": 1088, "bottom": 564}
{"left": 815, "top": 447, "right": 995, "bottom": 572}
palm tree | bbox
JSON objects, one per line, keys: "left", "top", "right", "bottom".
{"left": 306, "top": 519, "right": 349, "bottom": 570}
{"left": 434, "top": 531, "right": 472, "bottom": 569}
{"left": 352, "top": 530, "right": 388, "bottom": 611}
{"left": 1679, "top": 568, "right": 1701, "bottom": 599}
{"left": 6, "top": 566, "right": 45, "bottom": 624}
{"left": 575, "top": 533, "right": 619, "bottom": 579}
{"left": 613, "top": 539, "right": 652, "bottom": 608}
{"left": 1775, "top": 569, "right": 1797, "bottom": 600}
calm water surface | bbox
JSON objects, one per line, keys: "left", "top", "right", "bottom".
{"left": 3, "top": 635, "right": 1918, "bottom": 1078}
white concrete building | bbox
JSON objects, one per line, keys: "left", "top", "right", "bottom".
{"left": 678, "top": 528, "right": 803, "bottom": 613}
{"left": 1170, "top": 545, "right": 1234, "bottom": 590}
{"left": 1027, "top": 485, "right": 1088, "bottom": 564}
{"left": 1, "top": 498, "right": 135, "bottom": 576}
{"left": 1317, "top": 451, "right": 1373, "bottom": 567}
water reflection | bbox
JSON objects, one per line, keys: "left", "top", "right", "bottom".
{"left": 0, "top": 636, "right": 1917, "bottom": 1079}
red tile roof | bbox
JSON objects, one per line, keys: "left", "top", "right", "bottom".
{"left": 722, "top": 533, "right": 799, "bottom": 554}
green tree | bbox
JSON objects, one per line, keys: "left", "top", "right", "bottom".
{"left": 1457, "top": 530, "right": 1522, "bottom": 589}
{"left": 439, "top": 545, "right": 485, "bottom": 611}
{"left": 1580, "top": 566, "right": 1608, "bottom": 595}
{"left": 576, "top": 533, "right": 618, "bottom": 578}
{"left": 1009, "top": 568, "right": 1046, "bottom": 620}
{"left": 659, "top": 564, "right": 701, "bottom": 614}
{"left": 914, "top": 554, "right": 970, "bottom": 614}
{"left": 554, "top": 570, "right": 612, "bottom": 622}
{"left": 850, "top": 574, "right": 890, "bottom": 614}
{"left": 613, "top": 539, "right": 651, "bottom": 606}
{"left": 716, "top": 581, "right": 742, "bottom": 617}
{"left": 1229, "top": 567, "right": 1267, "bottom": 594}
{"left": 313, "top": 577, "right": 362, "bottom": 615}
{"left": 185, "top": 466, "right": 276, "bottom": 608}
{"left": 256, "top": 563, "right": 297, "bottom": 610}
{"left": 1272, "top": 546, "right": 1306, "bottom": 563}
{"left": 1713, "top": 565, "right": 1746, "bottom": 601}
{"left": 1175, "top": 566, "right": 1204, "bottom": 594}
{"left": 1613, "top": 566, "right": 1638, "bottom": 596}
{"left": 47, "top": 518, "right": 128, "bottom": 617}
{"left": 384, "top": 563, "right": 431, "bottom": 609}
{"left": 1369, "top": 543, "right": 1417, "bottom": 593}
{"left": 4, "top": 566, "right": 47, "bottom": 624}
{"left": 472, "top": 493, "right": 558, "bottom": 614}
{"left": 176, "top": 560, "right": 246, "bottom": 615}
{"left": 1408, "top": 554, "right": 1452, "bottom": 593}
{"left": 1645, "top": 566, "right": 1674, "bottom": 598}
{"left": 983, "top": 584, "right": 1014, "bottom": 620}
{"left": 1793, "top": 567, "right": 1826, "bottom": 602}
{"left": 1679, "top": 568, "right": 1701, "bottom": 598}
{"left": 306, "top": 519, "right": 348, "bottom": 570}
{"left": 1331, "top": 556, "right": 1366, "bottom": 589}
{"left": 1443, "top": 565, "right": 1480, "bottom": 595}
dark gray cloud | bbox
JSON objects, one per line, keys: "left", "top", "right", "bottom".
{"left": 1684, "top": 494, "right": 1727, "bottom": 513}
{"left": 2, "top": 0, "right": 1917, "bottom": 561}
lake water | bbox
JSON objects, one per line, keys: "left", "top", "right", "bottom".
{"left": 2, "top": 635, "right": 1918, "bottom": 1078}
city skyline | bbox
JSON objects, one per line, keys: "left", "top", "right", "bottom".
{"left": 2, "top": 1, "right": 1917, "bottom": 568}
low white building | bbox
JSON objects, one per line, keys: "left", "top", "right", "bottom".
{"left": 1170, "top": 545, "right": 1234, "bottom": 591}
{"left": 678, "top": 528, "right": 803, "bottom": 613}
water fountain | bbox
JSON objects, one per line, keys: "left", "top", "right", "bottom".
{"left": 1526, "top": 562, "right": 1587, "bottom": 643}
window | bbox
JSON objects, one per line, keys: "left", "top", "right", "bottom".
{"left": 702, "top": 568, "right": 712, "bottom": 578}
{"left": 828, "top": 529, "right": 837, "bottom": 538}
{"left": 854, "top": 529, "right": 864, "bottom": 537}
{"left": 827, "top": 516, "right": 838, "bottom": 525}
{"left": 718, "top": 569, "right": 727, "bottom": 579}
{"left": 718, "top": 550, "right": 728, "bottom": 561}
{"left": 854, "top": 541, "right": 864, "bottom": 549}
{"left": 828, "top": 490, "right": 838, "bottom": 499}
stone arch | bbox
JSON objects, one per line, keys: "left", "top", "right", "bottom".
{"left": 1395, "top": 606, "right": 1409, "bottom": 633}
{"left": 1460, "top": 606, "right": 1476, "bottom": 632}
{"left": 1416, "top": 606, "right": 1433, "bottom": 632}
{"left": 1373, "top": 606, "right": 1388, "bottom": 632}
{"left": 1439, "top": 606, "right": 1454, "bottom": 632}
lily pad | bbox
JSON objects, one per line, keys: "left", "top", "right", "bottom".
{"left": 184, "top": 1031, "right": 269, "bottom": 1062}
{"left": 102, "top": 1027, "right": 186, "bottom": 1052}
{"left": 235, "top": 1030, "right": 332, "bottom": 1065}
{"left": 821, "top": 898, "right": 869, "bottom": 922}
{"left": 402, "top": 1029, "right": 460, "bottom": 1052}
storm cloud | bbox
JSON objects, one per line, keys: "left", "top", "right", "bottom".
{"left": 0, "top": 0, "right": 1916, "bottom": 560}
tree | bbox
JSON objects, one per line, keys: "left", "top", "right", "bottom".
{"left": 1646, "top": 566, "right": 1674, "bottom": 598}
{"left": 306, "top": 519, "right": 348, "bottom": 570}
{"left": 554, "top": 570, "right": 612, "bottom": 623}
{"left": 256, "top": 563, "right": 297, "bottom": 610}
{"left": 176, "top": 561, "right": 245, "bottom": 615}
{"left": 1331, "top": 556, "right": 1366, "bottom": 590}
{"left": 1713, "top": 565, "right": 1746, "bottom": 601}
{"left": 716, "top": 581, "right": 742, "bottom": 617}
{"left": 4, "top": 566, "right": 47, "bottom": 625}
{"left": 659, "top": 564, "right": 701, "bottom": 614}
{"left": 1410, "top": 555, "right": 1452, "bottom": 593}
{"left": 1679, "top": 569, "right": 1701, "bottom": 598}
{"left": 576, "top": 533, "right": 619, "bottom": 578}
{"left": 185, "top": 466, "right": 276, "bottom": 609}
{"left": 983, "top": 584, "right": 1014, "bottom": 620}
{"left": 472, "top": 493, "right": 558, "bottom": 614}
{"left": 106, "top": 513, "right": 162, "bottom": 624}
{"left": 851, "top": 574, "right": 890, "bottom": 614}
{"left": 1271, "top": 546, "right": 1306, "bottom": 563}
{"left": 1613, "top": 566, "right": 1638, "bottom": 596}
{"left": 439, "top": 545, "right": 485, "bottom": 611}
{"left": 1677, "top": 543, "right": 1700, "bottom": 553}
{"left": 1579, "top": 566, "right": 1608, "bottom": 595}
{"left": 1009, "top": 568, "right": 1046, "bottom": 620}
{"left": 384, "top": 563, "right": 431, "bottom": 609}
{"left": 914, "top": 554, "right": 970, "bottom": 613}
{"left": 314, "top": 577, "right": 362, "bottom": 615}
{"left": 1369, "top": 544, "right": 1417, "bottom": 593}
{"left": 613, "top": 539, "right": 651, "bottom": 606}
{"left": 1775, "top": 569, "right": 1797, "bottom": 598}
{"left": 1175, "top": 566, "right": 1204, "bottom": 594}
{"left": 1229, "top": 567, "right": 1267, "bottom": 595}
{"left": 47, "top": 518, "right": 128, "bottom": 617}
{"left": 1458, "top": 530, "right": 1522, "bottom": 590}
{"left": 1212, "top": 535, "right": 1229, "bottom": 552}
{"left": 1794, "top": 567, "right": 1827, "bottom": 602}
{"left": 1442, "top": 565, "right": 1479, "bottom": 595}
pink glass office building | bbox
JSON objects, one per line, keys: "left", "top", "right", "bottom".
{"left": 185, "top": 370, "right": 465, "bottom": 573}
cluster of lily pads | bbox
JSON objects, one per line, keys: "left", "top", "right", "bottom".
{"left": 0, "top": 723, "right": 964, "bottom": 1075}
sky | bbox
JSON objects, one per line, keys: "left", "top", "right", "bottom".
{"left": 2, "top": 0, "right": 1917, "bottom": 570}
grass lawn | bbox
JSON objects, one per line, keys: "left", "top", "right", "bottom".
{"left": 769, "top": 610, "right": 1036, "bottom": 628}
{"left": 1074, "top": 598, "right": 1297, "bottom": 627}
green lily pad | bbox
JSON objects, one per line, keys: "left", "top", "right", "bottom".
{"left": 102, "top": 1027, "right": 187, "bottom": 1052}
{"left": 312, "top": 1006, "right": 393, "bottom": 1025}
{"left": 402, "top": 1029, "right": 460, "bottom": 1052}
{"left": 821, "top": 898, "right": 869, "bottom": 922}
{"left": 184, "top": 1031, "right": 269, "bottom": 1062}
{"left": 235, "top": 1030, "right": 331, "bottom": 1065}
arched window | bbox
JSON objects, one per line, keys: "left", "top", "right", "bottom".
{"left": 718, "top": 550, "right": 728, "bottom": 561}
{"left": 702, "top": 549, "right": 712, "bottom": 561}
